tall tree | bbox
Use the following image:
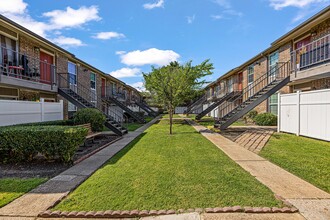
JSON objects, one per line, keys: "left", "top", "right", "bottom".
{"left": 143, "top": 60, "right": 213, "bottom": 134}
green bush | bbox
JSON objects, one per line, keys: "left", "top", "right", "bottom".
{"left": 247, "top": 110, "right": 258, "bottom": 120}
{"left": 254, "top": 113, "right": 277, "bottom": 126}
{"left": 73, "top": 108, "right": 106, "bottom": 132}
{"left": 0, "top": 126, "right": 88, "bottom": 163}
{"left": 10, "top": 120, "right": 74, "bottom": 127}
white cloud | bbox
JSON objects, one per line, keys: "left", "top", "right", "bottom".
{"left": 119, "top": 48, "right": 180, "bottom": 66}
{"left": 129, "top": 82, "right": 145, "bottom": 92}
{"left": 269, "top": 0, "right": 329, "bottom": 10}
{"left": 143, "top": 0, "right": 165, "bottom": 9}
{"left": 213, "top": 0, "right": 231, "bottom": 9}
{"left": 211, "top": 15, "right": 223, "bottom": 20}
{"left": 93, "top": 32, "right": 125, "bottom": 40}
{"left": 51, "top": 36, "right": 85, "bottom": 47}
{"left": 0, "top": 1, "right": 102, "bottom": 45}
{"left": 116, "top": 51, "right": 126, "bottom": 55}
{"left": 43, "top": 6, "right": 101, "bottom": 29}
{"left": 187, "top": 15, "right": 196, "bottom": 24}
{"left": 109, "top": 67, "right": 141, "bottom": 78}
{"left": 0, "top": 0, "right": 27, "bottom": 14}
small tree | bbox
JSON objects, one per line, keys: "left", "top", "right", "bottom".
{"left": 143, "top": 60, "right": 213, "bottom": 134}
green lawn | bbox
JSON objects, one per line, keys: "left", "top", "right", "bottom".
{"left": 0, "top": 178, "right": 46, "bottom": 208}
{"left": 260, "top": 133, "right": 330, "bottom": 193}
{"left": 161, "top": 114, "right": 182, "bottom": 118}
{"left": 55, "top": 119, "right": 281, "bottom": 211}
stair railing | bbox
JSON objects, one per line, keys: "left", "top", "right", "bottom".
{"left": 58, "top": 73, "right": 126, "bottom": 127}
{"left": 213, "top": 61, "right": 290, "bottom": 121}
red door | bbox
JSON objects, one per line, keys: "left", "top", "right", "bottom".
{"left": 238, "top": 72, "right": 243, "bottom": 91}
{"left": 39, "top": 51, "right": 53, "bottom": 84}
{"left": 101, "top": 78, "right": 106, "bottom": 97}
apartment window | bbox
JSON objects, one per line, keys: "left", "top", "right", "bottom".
{"left": 269, "top": 51, "right": 279, "bottom": 79}
{"left": 268, "top": 93, "right": 278, "bottom": 115}
{"left": 228, "top": 77, "right": 233, "bottom": 92}
{"left": 112, "top": 83, "right": 117, "bottom": 95}
{"left": 248, "top": 66, "right": 254, "bottom": 84}
{"left": 90, "top": 73, "right": 96, "bottom": 90}
{"left": 68, "top": 62, "right": 77, "bottom": 112}
{"left": 0, "top": 34, "right": 17, "bottom": 66}
{"left": 68, "top": 62, "right": 77, "bottom": 85}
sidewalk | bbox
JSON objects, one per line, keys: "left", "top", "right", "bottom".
{"left": 0, "top": 116, "right": 161, "bottom": 218}
{"left": 186, "top": 119, "right": 330, "bottom": 220}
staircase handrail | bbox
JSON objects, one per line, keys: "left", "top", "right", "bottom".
{"left": 213, "top": 61, "right": 290, "bottom": 120}
{"left": 58, "top": 73, "right": 125, "bottom": 126}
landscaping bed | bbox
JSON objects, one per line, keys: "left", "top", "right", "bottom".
{"left": 260, "top": 133, "right": 330, "bottom": 193}
{"left": 54, "top": 119, "right": 282, "bottom": 211}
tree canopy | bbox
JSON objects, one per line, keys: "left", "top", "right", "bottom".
{"left": 143, "top": 59, "right": 213, "bottom": 134}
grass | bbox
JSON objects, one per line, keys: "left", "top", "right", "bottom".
{"left": 103, "top": 117, "right": 154, "bottom": 132}
{"left": 260, "top": 133, "right": 330, "bottom": 193}
{"left": 55, "top": 119, "right": 281, "bottom": 211}
{"left": 161, "top": 114, "right": 182, "bottom": 118}
{"left": 0, "top": 178, "right": 46, "bottom": 208}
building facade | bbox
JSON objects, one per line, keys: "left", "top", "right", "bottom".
{"left": 192, "top": 6, "right": 330, "bottom": 129}
{"left": 0, "top": 15, "right": 150, "bottom": 135}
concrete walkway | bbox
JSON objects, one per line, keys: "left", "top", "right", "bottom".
{"left": 0, "top": 116, "right": 161, "bottom": 218}
{"left": 187, "top": 120, "right": 330, "bottom": 220}
{"left": 186, "top": 120, "right": 330, "bottom": 220}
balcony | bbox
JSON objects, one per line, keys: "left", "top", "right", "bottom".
{"left": 291, "top": 34, "right": 330, "bottom": 81}
{"left": 0, "top": 46, "right": 57, "bottom": 92}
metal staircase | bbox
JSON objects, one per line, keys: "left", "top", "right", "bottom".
{"left": 185, "top": 94, "right": 206, "bottom": 114}
{"left": 195, "top": 91, "right": 241, "bottom": 120}
{"left": 214, "top": 61, "right": 291, "bottom": 130}
{"left": 135, "top": 101, "right": 158, "bottom": 117}
{"left": 58, "top": 73, "right": 128, "bottom": 136}
{"left": 104, "top": 95, "right": 146, "bottom": 123}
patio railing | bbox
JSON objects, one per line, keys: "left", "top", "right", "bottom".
{"left": 291, "top": 34, "right": 330, "bottom": 74}
{"left": 0, "top": 46, "right": 56, "bottom": 85}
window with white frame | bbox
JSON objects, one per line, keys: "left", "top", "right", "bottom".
{"left": 0, "top": 34, "right": 17, "bottom": 67}
{"left": 268, "top": 93, "right": 278, "bottom": 115}
{"left": 68, "top": 62, "right": 77, "bottom": 111}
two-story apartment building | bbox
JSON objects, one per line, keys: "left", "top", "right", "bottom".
{"left": 189, "top": 6, "right": 330, "bottom": 130}
{"left": 0, "top": 15, "right": 150, "bottom": 135}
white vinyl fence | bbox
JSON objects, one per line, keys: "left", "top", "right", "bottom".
{"left": 0, "top": 99, "right": 63, "bottom": 126}
{"left": 278, "top": 89, "right": 330, "bottom": 141}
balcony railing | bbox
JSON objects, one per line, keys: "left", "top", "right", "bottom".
{"left": 0, "top": 46, "right": 56, "bottom": 86}
{"left": 101, "top": 86, "right": 126, "bottom": 100}
{"left": 291, "top": 34, "right": 330, "bottom": 73}
{"left": 208, "top": 76, "right": 242, "bottom": 101}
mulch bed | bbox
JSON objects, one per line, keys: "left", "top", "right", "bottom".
{"left": 0, "top": 134, "right": 120, "bottom": 179}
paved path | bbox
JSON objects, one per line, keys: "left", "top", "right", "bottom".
{"left": 186, "top": 119, "right": 330, "bottom": 220}
{"left": 234, "top": 128, "right": 274, "bottom": 154}
{"left": 0, "top": 116, "right": 161, "bottom": 218}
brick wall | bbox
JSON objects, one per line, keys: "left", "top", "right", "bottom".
{"left": 56, "top": 53, "right": 69, "bottom": 119}
{"left": 311, "top": 18, "right": 330, "bottom": 40}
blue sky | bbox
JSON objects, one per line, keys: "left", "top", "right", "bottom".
{"left": 1, "top": 0, "right": 329, "bottom": 90}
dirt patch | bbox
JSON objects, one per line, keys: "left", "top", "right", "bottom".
{"left": 0, "top": 134, "right": 120, "bottom": 179}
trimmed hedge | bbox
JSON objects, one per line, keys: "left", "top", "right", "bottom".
{"left": 0, "top": 126, "right": 88, "bottom": 163}
{"left": 10, "top": 120, "right": 74, "bottom": 127}
{"left": 73, "top": 108, "right": 106, "bottom": 132}
{"left": 254, "top": 113, "right": 277, "bottom": 126}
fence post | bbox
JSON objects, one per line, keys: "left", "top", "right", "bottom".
{"left": 277, "top": 92, "right": 281, "bottom": 133}
{"left": 40, "top": 98, "right": 45, "bottom": 122}
{"left": 296, "top": 91, "right": 300, "bottom": 136}
{"left": 59, "top": 100, "right": 64, "bottom": 120}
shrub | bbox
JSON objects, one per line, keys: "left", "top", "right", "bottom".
{"left": 73, "top": 108, "right": 106, "bottom": 132}
{"left": 10, "top": 120, "right": 74, "bottom": 127}
{"left": 0, "top": 126, "right": 87, "bottom": 163}
{"left": 247, "top": 110, "right": 258, "bottom": 120}
{"left": 254, "top": 113, "right": 277, "bottom": 126}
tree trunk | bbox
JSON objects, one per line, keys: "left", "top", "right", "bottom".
{"left": 169, "top": 107, "right": 173, "bottom": 135}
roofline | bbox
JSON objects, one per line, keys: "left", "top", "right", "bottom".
{"left": 271, "top": 5, "right": 330, "bottom": 45}
{"left": 0, "top": 14, "right": 139, "bottom": 91}
{"left": 206, "top": 5, "right": 330, "bottom": 90}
